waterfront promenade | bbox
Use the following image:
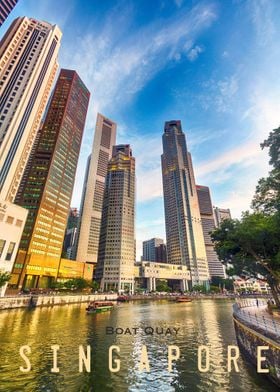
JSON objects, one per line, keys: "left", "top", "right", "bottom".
{"left": 233, "top": 298, "right": 280, "bottom": 386}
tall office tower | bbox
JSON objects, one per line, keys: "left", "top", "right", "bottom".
{"left": 13, "top": 69, "right": 90, "bottom": 288}
{"left": 0, "top": 17, "right": 61, "bottom": 202}
{"left": 143, "top": 238, "right": 164, "bottom": 261}
{"left": 213, "top": 206, "right": 232, "bottom": 227}
{"left": 75, "top": 113, "right": 116, "bottom": 264}
{"left": 0, "top": 0, "right": 18, "bottom": 26}
{"left": 62, "top": 208, "right": 79, "bottom": 259}
{"left": 67, "top": 208, "right": 79, "bottom": 229}
{"left": 196, "top": 185, "right": 226, "bottom": 279}
{"left": 96, "top": 145, "right": 135, "bottom": 293}
{"left": 161, "top": 120, "right": 209, "bottom": 288}
{"left": 155, "top": 243, "right": 167, "bottom": 263}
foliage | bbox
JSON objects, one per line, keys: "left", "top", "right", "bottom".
{"left": 63, "top": 277, "right": 89, "bottom": 290}
{"left": 0, "top": 271, "right": 10, "bottom": 288}
{"left": 87, "top": 280, "right": 99, "bottom": 291}
{"left": 252, "top": 127, "right": 280, "bottom": 213}
{"left": 210, "top": 285, "right": 220, "bottom": 293}
{"left": 156, "top": 280, "right": 171, "bottom": 292}
{"left": 192, "top": 284, "right": 207, "bottom": 293}
{"left": 211, "top": 212, "right": 280, "bottom": 307}
{"left": 211, "top": 276, "right": 234, "bottom": 291}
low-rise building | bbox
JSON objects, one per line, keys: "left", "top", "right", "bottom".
{"left": 0, "top": 199, "right": 28, "bottom": 296}
{"left": 233, "top": 277, "right": 270, "bottom": 294}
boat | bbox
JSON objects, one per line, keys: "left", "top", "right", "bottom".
{"left": 176, "top": 296, "right": 192, "bottom": 303}
{"left": 86, "top": 301, "right": 114, "bottom": 313}
{"left": 117, "top": 295, "right": 129, "bottom": 302}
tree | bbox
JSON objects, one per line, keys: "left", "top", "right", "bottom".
{"left": 64, "top": 277, "right": 88, "bottom": 291}
{"left": 211, "top": 276, "right": 234, "bottom": 291}
{"left": 211, "top": 212, "right": 280, "bottom": 308}
{"left": 156, "top": 280, "right": 171, "bottom": 292}
{"left": 0, "top": 271, "right": 10, "bottom": 288}
{"left": 252, "top": 127, "right": 280, "bottom": 213}
{"left": 211, "top": 127, "right": 280, "bottom": 308}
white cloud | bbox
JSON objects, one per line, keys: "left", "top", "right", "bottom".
{"left": 249, "top": 0, "right": 276, "bottom": 46}
{"left": 68, "top": 2, "right": 218, "bottom": 206}
{"left": 187, "top": 45, "right": 204, "bottom": 61}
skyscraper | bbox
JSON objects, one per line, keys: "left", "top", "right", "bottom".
{"left": 62, "top": 208, "right": 79, "bottom": 259}
{"left": 161, "top": 120, "right": 209, "bottom": 287}
{"left": 13, "top": 69, "right": 90, "bottom": 289}
{"left": 213, "top": 207, "right": 232, "bottom": 227}
{"left": 142, "top": 238, "right": 164, "bottom": 261}
{"left": 75, "top": 113, "right": 116, "bottom": 264}
{"left": 196, "top": 185, "right": 226, "bottom": 279}
{"left": 96, "top": 145, "right": 135, "bottom": 293}
{"left": 0, "top": 17, "right": 61, "bottom": 202}
{"left": 0, "top": 0, "right": 18, "bottom": 26}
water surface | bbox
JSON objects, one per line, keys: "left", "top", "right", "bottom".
{"left": 0, "top": 299, "right": 277, "bottom": 391}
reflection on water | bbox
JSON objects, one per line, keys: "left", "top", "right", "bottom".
{"left": 0, "top": 299, "right": 277, "bottom": 392}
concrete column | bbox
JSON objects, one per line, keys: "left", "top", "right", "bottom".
{"left": 148, "top": 277, "right": 153, "bottom": 292}
{"left": 153, "top": 278, "right": 156, "bottom": 291}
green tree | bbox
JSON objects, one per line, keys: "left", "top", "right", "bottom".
{"left": 252, "top": 127, "right": 280, "bottom": 213}
{"left": 211, "top": 127, "right": 280, "bottom": 308}
{"left": 64, "top": 277, "right": 89, "bottom": 291}
{"left": 211, "top": 276, "right": 234, "bottom": 291}
{"left": 156, "top": 280, "right": 170, "bottom": 292}
{"left": 211, "top": 212, "right": 280, "bottom": 307}
{"left": 0, "top": 271, "right": 10, "bottom": 288}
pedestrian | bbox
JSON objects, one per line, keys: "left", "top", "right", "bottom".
{"left": 256, "top": 298, "right": 259, "bottom": 307}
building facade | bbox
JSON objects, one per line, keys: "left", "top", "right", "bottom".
{"left": 0, "top": 17, "right": 61, "bottom": 202}
{"left": 155, "top": 243, "right": 167, "bottom": 263}
{"left": 12, "top": 69, "right": 90, "bottom": 289}
{"left": 96, "top": 145, "right": 135, "bottom": 293}
{"left": 0, "top": 0, "right": 18, "bottom": 26}
{"left": 142, "top": 238, "right": 164, "bottom": 262}
{"left": 0, "top": 197, "right": 28, "bottom": 296}
{"left": 135, "top": 261, "right": 190, "bottom": 292}
{"left": 63, "top": 208, "right": 79, "bottom": 260}
{"left": 196, "top": 185, "right": 226, "bottom": 279}
{"left": 75, "top": 113, "right": 116, "bottom": 265}
{"left": 161, "top": 120, "right": 209, "bottom": 287}
{"left": 213, "top": 207, "right": 232, "bottom": 227}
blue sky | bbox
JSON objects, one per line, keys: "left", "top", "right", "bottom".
{"left": 2, "top": 0, "right": 280, "bottom": 258}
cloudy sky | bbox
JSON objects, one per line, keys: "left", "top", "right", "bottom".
{"left": 2, "top": 0, "right": 280, "bottom": 258}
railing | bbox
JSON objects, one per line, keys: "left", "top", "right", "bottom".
{"left": 233, "top": 299, "right": 280, "bottom": 341}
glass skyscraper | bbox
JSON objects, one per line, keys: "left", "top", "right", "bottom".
{"left": 161, "top": 120, "right": 210, "bottom": 287}
{"left": 13, "top": 69, "right": 90, "bottom": 289}
{"left": 196, "top": 185, "right": 226, "bottom": 279}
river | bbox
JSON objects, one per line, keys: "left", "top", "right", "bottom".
{"left": 0, "top": 299, "right": 277, "bottom": 391}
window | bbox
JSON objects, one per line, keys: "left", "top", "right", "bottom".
{"left": 6, "top": 216, "right": 14, "bottom": 224}
{"left": 0, "top": 239, "right": 6, "bottom": 258}
{"left": 5, "top": 242, "right": 16, "bottom": 261}
{"left": 16, "top": 219, "right": 23, "bottom": 227}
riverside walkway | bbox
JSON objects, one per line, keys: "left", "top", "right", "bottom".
{"left": 233, "top": 298, "right": 280, "bottom": 343}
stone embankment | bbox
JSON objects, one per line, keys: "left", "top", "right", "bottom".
{"left": 233, "top": 298, "right": 280, "bottom": 387}
{"left": 0, "top": 293, "right": 117, "bottom": 310}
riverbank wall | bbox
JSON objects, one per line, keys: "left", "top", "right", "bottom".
{"left": 0, "top": 293, "right": 117, "bottom": 310}
{"left": 233, "top": 302, "right": 280, "bottom": 387}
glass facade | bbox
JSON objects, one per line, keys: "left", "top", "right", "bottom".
{"left": 13, "top": 69, "right": 90, "bottom": 288}
{"left": 161, "top": 121, "right": 209, "bottom": 286}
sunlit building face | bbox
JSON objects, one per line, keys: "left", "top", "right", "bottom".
{"left": 0, "top": 17, "right": 61, "bottom": 202}
{"left": 13, "top": 69, "right": 90, "bottom": 288}
{"left": 161, "top": 120, "right": 210, "bottom": 287}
